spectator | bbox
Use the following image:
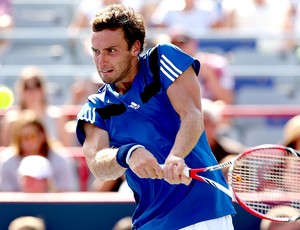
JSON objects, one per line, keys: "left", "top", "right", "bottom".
{"left": 260, "top": 206, "right": 300, "bottom": 230}
{"left": 8, "top": 216, "right": 46, "bottom": 230}
{"left": 112, "top": 216, "right": 132, "bottom": 230}
{"left": 150, "top": 0, "right": 224, "bottom": 35}
{"left": 167, "top": 29, "right": 235, "bottom": 104}
{"left": 282, "top": 114, "right": 300, "bottom": 150}
{"left": 0, "top": 65, "right": 69, "bottom": 146}
{"left": 18, "top": 155, "right": 54, "bottom": 193}
{"left": 202, "top": 98, "right": 246, "bottom": 163}
{"left": 0, "top": 110, "right": 77, "bottom": 192}
{"left": 222, "top": 0, "right": 293, "bottom": 53}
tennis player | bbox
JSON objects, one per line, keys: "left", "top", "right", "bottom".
{"left": 76, "top": 4, "right": 236, "bottom": 229}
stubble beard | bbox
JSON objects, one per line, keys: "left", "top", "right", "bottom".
{"left": 99, "top": 59, "right": 133, "bottom": 85}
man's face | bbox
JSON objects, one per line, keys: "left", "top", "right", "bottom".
{"left": 91, "top": 28, "right": 139, "bottom": 85}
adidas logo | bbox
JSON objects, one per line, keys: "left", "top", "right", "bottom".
{"left": 128, "top": 102, "right": 140, "bottom": 110}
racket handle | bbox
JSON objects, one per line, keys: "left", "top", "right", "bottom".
{"left": 159, "top": 164, "right": 191, "bottom": 177}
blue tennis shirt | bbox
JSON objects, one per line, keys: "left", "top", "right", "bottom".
{"left": 76, "top": 43, "right": 236, "bottom": 229}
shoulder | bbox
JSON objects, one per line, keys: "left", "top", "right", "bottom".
{"left": 75, "top": 91, "right": 104, "bottom": 119}
{"left": 0, "top": 149, "right": 18, "bottom": 165}
{"left": 147, "top": 42, "right": 200, "bottom": 69}
{"left": 86, "top": 84, "right": 110, "bottom": 107}
{"left": 148, "top": 42, "right": 184, "bottom": 56}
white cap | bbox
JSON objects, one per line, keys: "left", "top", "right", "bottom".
{"left": 18, "top": 155, "right": 53, "bottom": 179}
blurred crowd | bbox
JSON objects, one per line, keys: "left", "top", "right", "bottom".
{"left": 0, "top": 0, "right": 299, "bottom": 189}
{"left": 0, "top": 1, "right": 300, "bottom": 229}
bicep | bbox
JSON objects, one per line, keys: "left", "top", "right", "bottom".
{"left": 167, "top": 65, "right": 202, "bottom": 117}
{"left": 82, "top": 122, "right": 109, "bottom": 159}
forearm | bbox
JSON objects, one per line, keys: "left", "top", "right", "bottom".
{"left": 169, "top": 110, "right": 204, "bottom": 159}
{"left": 82, "top": 122, "right": 126, "bottom": 181}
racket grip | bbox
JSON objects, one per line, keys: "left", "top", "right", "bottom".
{"left": 159, "top": 164, "right": 191, "bottom": 178}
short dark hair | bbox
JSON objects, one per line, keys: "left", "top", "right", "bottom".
{"left": 91, "top": 4, "right": 146, "bottom": 54}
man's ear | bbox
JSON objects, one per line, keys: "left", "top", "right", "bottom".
{"left": 132, "top": 40, "right": 141, "bottom": 56}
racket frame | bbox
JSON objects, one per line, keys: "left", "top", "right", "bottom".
{"left": 184, "top": 144, "right": 300, "bottom": 222}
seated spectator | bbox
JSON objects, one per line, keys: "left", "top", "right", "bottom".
{"left": 0, "top": 110, "right": 77, "bottom": 192}
{"left": 18, "top": 155, "right": 54, "bottom": 193}
{"left": 8, "top": 216, "right": 46, "bottom": 230}
{"left": 0, "top": 65, "right": 69, "bottom": 146}
{"left": 282, "top": 114, "right": 300, "bottom": 151}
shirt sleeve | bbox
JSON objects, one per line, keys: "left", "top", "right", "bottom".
{"left": 76, "top": 101, "right": 107, "bottom": 146}
{"left": 155, "top": 43, "right": 201, "bottom": 90}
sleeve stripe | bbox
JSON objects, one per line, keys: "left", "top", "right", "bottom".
{"left": 160, "top": 60, "right": 178, "bottom": 81}
{"left": 160, "top": 66, "right": 176, "bottom": 82}
{"left": 161, "top": 54, "right": 182, "bottom": 77}
{"left": 79, "top": 107, "right": 96, "bottom": 124}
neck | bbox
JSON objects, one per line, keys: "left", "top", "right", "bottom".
{"left": 115, "top": 82, "right": 132, "bottom": 94}
{"left": 115, "top": 59, "right": 140, "bottom": 94}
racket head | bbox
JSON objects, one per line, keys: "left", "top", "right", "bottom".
{"left": 228, "top": 144, "right": 300, "bottom": 222}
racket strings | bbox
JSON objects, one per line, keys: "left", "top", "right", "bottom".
{"left": 228, "top": 148, "right": 300, "bottom": 219}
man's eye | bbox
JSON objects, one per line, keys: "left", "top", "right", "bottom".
{"left": 108, "top": 48, "right": 116, "bottom": 53}
{"left": 91, "top": 48, "right": 100, "bottom": 54}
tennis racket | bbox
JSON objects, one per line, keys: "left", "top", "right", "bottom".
{"left": 165, "top": 144, "right": 300, "bottom": 222}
